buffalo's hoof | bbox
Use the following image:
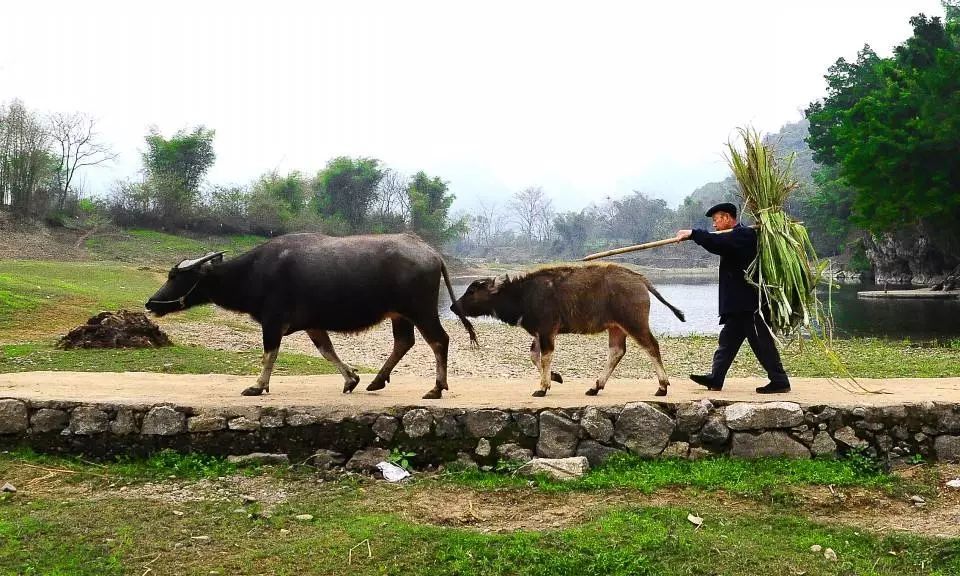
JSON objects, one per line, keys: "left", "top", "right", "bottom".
{"left": 531, "top": 390, "right": 547, "bottom": 397}
{"left": 551, "top": 371, "right": 563, "bottom": 384}
{"left": 585, "top": 387, "right": 600, "bottom": 396}
{"left": 422, "top": 388, "right": 443, "bottom": 400}
{"left": 366, "top": 380, "right": 386, "bottom": 392}
{"left": 343, "top": 375, "right": 361, "bottom": 394}
{"left": 655, "top": 388, "right": 668, "bottom": 397}
{"left": 241, "top": 386, "right": 265, "bottom": 396}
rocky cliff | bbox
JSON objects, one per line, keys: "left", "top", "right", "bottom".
{"left": 865, "top": 226, "right": 960, "bottom": 286}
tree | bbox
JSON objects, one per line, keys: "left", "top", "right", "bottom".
{"left": 47, "top": 112, "right": 116, "bottom": 212}
{"left": 805, "top": 15, "right": 960, "bottom": 234}
{"left": 142, "top": 126, "right": 216, "bottom": 224}
{"left": 406, "top": 171, "right": 466, "bottom": 246}
{"left": 311, "top": 156, "right": 384, "bottom": 231}
{"left": 369, "top": 169, "right": 409, "bottom": 233}
{"left": 604, "top": 190, "right": 673, "bottom": 244}
{"left": 510, "top": 186, "right": 553, "bottom": 242}
{"left": 552, "top": 208, "right": 603, "bottom": 257}
{"left": 471, "top": 200, "right": 506, "bottom": 252}
{"left": 0, "top": 100, "right": 56, "bottom": 216}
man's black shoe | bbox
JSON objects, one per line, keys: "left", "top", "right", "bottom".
{"left": 756, "top": 382, "right": 791, "bottom": 394}
{"left": 690, "top": 374, "right": 722, "bottom": 391}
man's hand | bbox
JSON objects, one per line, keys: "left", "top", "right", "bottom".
{"left": 676, "top": 229, "right": 693, "bottom": 241}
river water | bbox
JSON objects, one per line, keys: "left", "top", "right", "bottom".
{"left": 440, "top": 279, "right": 960, "bottom": 341}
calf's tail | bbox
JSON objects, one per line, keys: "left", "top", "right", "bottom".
{"left": 641, "top": 277, "right": 686, "bottom": 322}
{"left": 441, "top": 261, "right": 479, "bottom": 345}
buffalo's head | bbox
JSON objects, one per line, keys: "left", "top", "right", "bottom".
{"left": 452, "top": 277, "right": 499, "bottom": 318}
{"left": 145, "top": 251, "right": 224, "bottom": 316}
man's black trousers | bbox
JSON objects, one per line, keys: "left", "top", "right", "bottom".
{"left": 710, "top": 311, "right": 790, "bottom": 386}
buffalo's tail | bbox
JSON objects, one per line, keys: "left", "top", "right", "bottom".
{"left": 441, "top": 261, "right": 479, "bottom": 345}
{"left": 641, "top": 276, "right": 686, "bottom": 322}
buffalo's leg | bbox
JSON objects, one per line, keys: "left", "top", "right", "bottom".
{"left": 623, "top": 320, "right": 671, "bottom": 396}
{"left": 306, "top": 329, "right": 361, "bottom": 393}
{"left": 532, "top": 332, "right": 556, "bottom": 397}
{"left": 366, "top": 318, "right": 415, "bottom": 392}
{"left": 530, "top": 339, "right": 563, "bottom": 383}
{"left": 416, "top": 316, "right": 450, "bottom": 399}
{"left": 586, "top": 326, "right": 627, "bottom": 396}
{"left": 242, "top": 325, "right": 283, "bottom": 396}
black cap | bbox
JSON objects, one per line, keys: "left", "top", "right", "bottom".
{"left": 705, "top": 202, "right": 738, "bottom": 218}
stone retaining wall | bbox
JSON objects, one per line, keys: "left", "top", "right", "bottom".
{"left": 2, "top": 398, "right": 960, "bottom": 467}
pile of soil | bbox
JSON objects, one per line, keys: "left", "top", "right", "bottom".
{"left": 58, "top": 310, "right": 172, "bottom": 349}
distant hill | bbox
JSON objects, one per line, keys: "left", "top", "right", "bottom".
{"left": 679, "top": 120, "right": 817, "bottom": 223}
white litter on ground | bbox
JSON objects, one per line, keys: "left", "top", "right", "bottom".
{"left": 376, "top": 461, "right": 411, "bottom": 482}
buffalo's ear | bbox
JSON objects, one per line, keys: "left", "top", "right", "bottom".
{"left": 490, "top": 274, "right": 510, "bottom": 293}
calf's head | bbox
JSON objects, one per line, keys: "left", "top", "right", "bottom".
{"left": 452, "top": 278, "right": 499, "bottom": 317}
{"left": 145, "top": 251, "right": 224, "bottom": 316}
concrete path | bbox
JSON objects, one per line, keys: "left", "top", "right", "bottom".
{"left": 2, "top": 372, "right": 959, "bottom": 411}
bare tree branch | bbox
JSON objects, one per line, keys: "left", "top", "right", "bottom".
{"left": 47, "top": 112, "right": 116, "bottom": 210}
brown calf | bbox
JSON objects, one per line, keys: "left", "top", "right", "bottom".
{"left": 452, "top": 264, "right": 685, "bottom": 397}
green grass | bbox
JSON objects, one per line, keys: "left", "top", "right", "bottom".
{"left": 84, "top": 228, "right": 265, "bottom": 265}
{"left": 0, "top": 342, "right": 339, "bottom": 375}
{"left": 0, "top": 516, "right": 124, "bottom": 576}
{"left": 0, "top": 483, "right": 956, "bottom": 576}
{"left": 442, "top": 453, "right": 907, "bottom": 496}
{"left": 780, "top": 337, "right": 960, "bottom": 378}
{"left": 0, "top": 260, "right": 212, "bottom": 341}
{"left": 6, "top": 448, "right": 242, "bottom": 482}
{"left": 1, "top": 451, "right": 956, "bottom": 575}
{"left": 416, "top": 508, "right": 959, "bottom": 576}
{"left": 660, "top": 334, "right": 960, "bottom": 379}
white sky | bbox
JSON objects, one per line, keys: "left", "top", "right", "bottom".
{"left": 0, "top": 1, "right": 946, "bottom": 212}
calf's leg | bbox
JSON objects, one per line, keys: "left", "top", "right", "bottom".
{"left": 532, "top": 332, "right": 556, "bottom": 397}
{"left": 622, "top": 320, "right": 671, "bottom": 397}
{"left": 586, "top": 326, "right": 627, "bottom": 396}
{"left": 306, "top": 329, "right": 361, "bottom": 393}
{"left": 530, "top": 339, "right": 563, "bottom": 383}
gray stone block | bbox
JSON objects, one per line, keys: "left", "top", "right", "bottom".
{"left": 537, "top": 411, "right": 579, "bottom": 458}
{"left": 69, "top": 406, "right": 109, "bottom": 435}
{"left": 614, "top": 402, "right": 674, "bottom": 457}
{"left": 580, "top": 407, "right": 614, "bottom": 442}
{"left": 726, "top": 402, "right": 803, "bottom": 430}
{"left": 402, "top": 409, "right": 433, "bottom": 438}
{"left": 730, "top": 431, "right": 810, "bottom": 459}
{"left": 141, "top": 406, "right": 186, "bottom": 436}
{"left": 576, "top": 440, "right": 624, "bottom": 467}
{"left": 30, "top": 408, "right": 68, "bottom": 433}
{"left": 464, "top": 409, "right": 511, "bottom": 438}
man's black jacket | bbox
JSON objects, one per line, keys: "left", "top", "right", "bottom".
{"left": 690, "top": 224, "right": 759, "bottom": 318}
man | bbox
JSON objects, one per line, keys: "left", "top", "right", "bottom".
{"left": 675, "top": 202, "right": 791, "bottom": 394}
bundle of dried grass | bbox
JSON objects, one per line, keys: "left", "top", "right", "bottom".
{"left": 725, "top": 127, "right": 827, "bottom": 337}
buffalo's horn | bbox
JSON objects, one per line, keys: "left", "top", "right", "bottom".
{"left": 177, "top": 251, "right": 226, "bottom": 270}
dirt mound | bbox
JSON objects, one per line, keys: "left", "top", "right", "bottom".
{"left": 0, "top": 212, "right": 86, "bottom": 261}
{"left": 58, "top": 310, "right": 172, "bottom": 349}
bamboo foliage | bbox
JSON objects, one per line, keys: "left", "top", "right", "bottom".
{"left": 725, "top": 127, "right": 828, "bottom": 337}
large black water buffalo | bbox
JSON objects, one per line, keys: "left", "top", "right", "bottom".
{"left": 452, "top": 263, "right": 684, "bottom": 397}
{"left": 146, "top": 233, "right": 477, "bottom": 399}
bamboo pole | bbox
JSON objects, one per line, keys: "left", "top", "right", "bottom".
{"left": 581, "top": 225, "right": 771, "bottom": 261}
{"left": 581, "top": 237, "right": 686, "bottom": 261}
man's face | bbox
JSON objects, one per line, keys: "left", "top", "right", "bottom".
{"left": 711, "top": 212, "right": 736, "bottom": 231}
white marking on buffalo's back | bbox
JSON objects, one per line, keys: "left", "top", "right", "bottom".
{"left": 279, "top": 249, "right": 291, "bottom": 259}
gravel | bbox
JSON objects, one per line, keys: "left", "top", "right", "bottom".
{"left": 160, "top": 308, "right": 763, "bottom": 381}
